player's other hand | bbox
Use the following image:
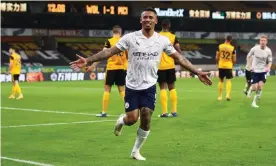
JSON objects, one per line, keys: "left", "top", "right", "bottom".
{"left": 70, "top": 54, "right": 87, "bottom": 71}
{"left": 265, "top": 67, "right": 270, "bottom": 72}
{"left": 86, "top": 65, "right": 95, "bottom": 72}
{"left": 197, "top": 72, "right": 212, "bottom": 86}
{"left": 250, "top": 67, "right": 254, "bottom": 72}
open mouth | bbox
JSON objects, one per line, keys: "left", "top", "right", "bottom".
{"left": 145, "top": 23, "right": 151, "bottom": 28}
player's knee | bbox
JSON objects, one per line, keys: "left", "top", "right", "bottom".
{"left": 258, "top": 83, "right": 263, "bottom": 90}
{"left": 104, "top": 85, "right": 112, "bottom": 92}
{"left": 125, "top": 114, "right": 138, "bottom": 126}
{"left": 117, "top": 86, "right": 125, "bottom": 92}
{"left": 159, "top": 82, "right": 167, "bottom": 90}
{"left": 168, "top": 83, "right": 175, "bottom": 90}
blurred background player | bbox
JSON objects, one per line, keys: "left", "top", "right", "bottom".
{"left": 246, "top": 35, "right": 272, "bottom": 108}
{"left": 86, "top": 25, "right": 127, "bottom": 117}
{"left": 8, "top": 48, "right": 23, "bottom": 100}
{"left": 216, "top": 35, "right": 236, "bottom": 101}
{"left": 158, "top": 19, "right": 182, "bottom": 118}
{"left": 243, "top": 44, "right": 257, "bottom": 96}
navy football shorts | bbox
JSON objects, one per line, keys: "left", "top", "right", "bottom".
{"left": 124, "top": 85, "right": 156, "bottom": 112}
{"left": 251, "top": 72, "right": 267, "bottom": 84}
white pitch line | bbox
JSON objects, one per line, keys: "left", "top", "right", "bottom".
{"left": 1, "top": 107, "right": 120, "bottom": 117}
{"left": 1, "top": 120, "right": 116, "bottom": 128}
{"left": 1, "top": 156, "right": 54, "bottom": 166}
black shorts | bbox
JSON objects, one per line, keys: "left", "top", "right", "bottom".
{"left": 124, "top": 85, "right": 156, "bottom": 112}
{"left": 12, "top": 74, "right": 20, "bottom": 81}
{"left": 251, "top": 72, "right": 267, "bottom": 84}
{"left": 245, "top": 69, "right": 253, "bottom": 83}
{"left": 157, "top": 69, "right": 176, "bottom": 84}
{"left": 105, "top": 69, "right": 126, "bottom": 86}
{"left": 219, "top": 68, "right": 233, "bottom": 79}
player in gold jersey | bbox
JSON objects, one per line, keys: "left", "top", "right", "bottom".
{"left": 86, "top": 25, "right": 127, "bottom": 117}
{"left": 8, "top": 48, "right": 23, "bottom": 99}
{"left": 216, "top": 36, "right": 236, "bottom": 101}
{"left": 158, "top": 19, "right": 182, "bottom": 117}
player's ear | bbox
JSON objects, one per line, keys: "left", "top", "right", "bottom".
{"left": 155, "top": 15, "right": 158, "bottom": 24}
{"left": 140, "top": 16, "right": 142, "bottom": 24}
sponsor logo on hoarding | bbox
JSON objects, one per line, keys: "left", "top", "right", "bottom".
{"left": 50, "top": 72, "right": 84, "bottom": 81}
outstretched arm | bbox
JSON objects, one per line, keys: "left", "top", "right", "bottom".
{"left": 86, "top": 46, "right": 122, "bottom": 63}
{"left": 86, "top": 47, "right": 108, "bottom": 72}
{"left": 70, "top": 46, "right": 122, "bottom": 70}
{"left": 171, "top": 51, "right": 199, "bottom": 75}
{"left": 170, "top": 51, "right": 212, "bottom": 85}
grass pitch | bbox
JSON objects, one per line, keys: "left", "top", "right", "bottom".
{"left": 1, "top": 77, "right": 276, "bottom": 166}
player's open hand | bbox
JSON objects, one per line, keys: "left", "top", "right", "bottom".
{"left": 70, "top": 54, "right": 87, "bottom": 71}
{"left": 197, "top": 72, "right": 212, "bottom": 86}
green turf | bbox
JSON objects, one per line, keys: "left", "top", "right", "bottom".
{"left": 1, "top": 77, "right": 276, "bottom": 166}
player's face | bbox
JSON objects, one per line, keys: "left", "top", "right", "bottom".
{"left": 9, "top": 48, "right": 13, "bottom": 54}
{"left": 259, "top": 37, "right": 268, "bottom": 47}
{"left": 140, "top": 11, "right": 158, "bottom": 31}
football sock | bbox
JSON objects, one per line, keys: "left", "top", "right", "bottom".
{"left": 102, "top": 91, "right": 110, "bottom": 113}
{"left": 169, "top": 89, "right": 177, "bottom": 113}
{"left": 253, "top": 90, "right": 261, "bottom": 104}
{"left": 218, "top": 81, "right": 224, "bottom": 98}
{"left": 11, "top": 85, "right": 16, "bottom": 96}
{"left": 14, "top": 84, "right": 22, "bottom": 95}
{"left": 118, "top": 114, "right": 126, "bottom": 125}
{"left": 245, "top": 83, "right": 251, "bottom": 92}
{"left": 247, "top": 86, "right": 255, "bottom": 97}
{"left": 160, "top": 89, "right": 168, "bottom": 114}
{"left": 226, "top": 80, "right": 232, "bottom": 98}
{"left": 131, "top": 128, "right": 150, "bottom": 153}
{"left": 258, "top": 89, "right": 262, "bottom": 99}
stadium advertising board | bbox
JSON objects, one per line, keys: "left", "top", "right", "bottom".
{"left": 0, "top": 74, "right": 26, "bottom": 82}
{"left": 1, "top": 2, "right": 27, "bottom": 12}
{"left": 44, "top": 72, "right": 104, "bottom": 81}
{"left": 2, "top": 2, "right": 129, "bottom": 16}
{"left": 212, "top": 11, "right": 275, "bottom": 20}
{"left": 154, "top": 7, "right": 275, "bottom": 20}
{"left": 2, "top": 2, "right": 275, "bottom": 21}
{"left": 0, "top": 66, "right": 75, "bottom": 74}
{"left": 2, "top": 28, "right": 276, "bottom": 40}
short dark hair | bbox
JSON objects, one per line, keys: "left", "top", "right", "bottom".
{"left": 9, "top": 48, "right": 16, "bottom": 51}
{"left": 142, "top": 7, "right": 157, "bottom": 15}
{"left": 161, "top": 19, "right": 171, "bottom": 27}
{"left": 112, "top": 25, "right": 122, "bottom": 34}
{"left": 226, "top": 35, "right": 232, "bottom": 41}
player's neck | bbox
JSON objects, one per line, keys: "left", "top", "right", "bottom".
{"left": 113, "top": 34, "right": 121, "bottom": 38}
{"left": 142, "top": 29, "right": 155, "bottom": 38}
{"left": 162, "top": 29, "right": 170, "bottom": 32}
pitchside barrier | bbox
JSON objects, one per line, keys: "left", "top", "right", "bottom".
{"left": 1, "top": 69, "right": 275, "bottom": 83}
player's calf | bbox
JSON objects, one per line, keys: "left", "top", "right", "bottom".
{"left": 139, "top": 107, "right": 153, "bottom": 131}
{"left": 129, "top": 107, "right": 152, "bottom": 160}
